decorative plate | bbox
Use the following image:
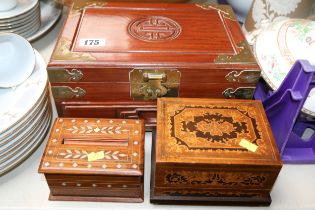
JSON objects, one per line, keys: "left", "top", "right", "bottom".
{"left": 254, "top": 19, "right": 315, "bottom": 117}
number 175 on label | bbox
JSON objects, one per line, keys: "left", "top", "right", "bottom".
{"left": 79, "top": 39, "right": 106, "bottom": 47}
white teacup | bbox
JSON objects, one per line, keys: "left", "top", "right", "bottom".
{"left": 0, "top": 0, "right": 17, "bottom": 12}
{"left": 0, "top": 33, "right": 35, "bottom": 88}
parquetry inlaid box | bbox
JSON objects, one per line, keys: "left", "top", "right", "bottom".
{"left": 151, "top": 98, "right": 282, "bottom": 206}
{"left": 39, "top": 118, "right": 144, "bottom": 202}
{"left": 48, "top": 1, "right": 260, "bottom": 128}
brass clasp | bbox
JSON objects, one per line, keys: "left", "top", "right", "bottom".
{"left": 130, "top": 69, "right": 180, "bottom": 100}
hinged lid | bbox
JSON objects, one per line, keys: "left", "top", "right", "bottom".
{"left": 49, "top": 1, "right": 258, "bottom": 69}
{"left": 39, "top": 118, "right": 144, "bottom": 176}
{"left": 156, "top": 98, "right": 282, "bottom": 166}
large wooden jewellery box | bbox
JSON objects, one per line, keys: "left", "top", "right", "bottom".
{"left": 39, "top": 118, "right": 145, "bottom": 202}
{"left": 151, "top": 98, "right": 282, "bottom": 206}
{"left": 48, "top": 1, "right": 260, "bottom": 128}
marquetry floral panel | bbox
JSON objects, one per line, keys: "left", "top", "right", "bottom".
{"left": 162, "top": 170, "right": 271, "bottom": 189}
{"left": 156, "top": 98, "right": 281, "bottom": 164}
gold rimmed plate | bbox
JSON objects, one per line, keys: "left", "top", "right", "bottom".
{"left": 0, "top": 3, "right": 39, "bottom": 25}
{"left": 0, "top": 110, "right": 52, "bottom": 176}
{"left": 0, "top": 95, "right": 48, "bottom": 146}
{"left": 0, "top": 83, "right": 48, "bottom": 139}
{"left": 6, "top": 17, "right": 41, "bottom": 36}
{"left": 0, "top": 103, "right": 51, "bottom": 163}
{"left": 0, "top": 10, "right": 40, "bottom": 30}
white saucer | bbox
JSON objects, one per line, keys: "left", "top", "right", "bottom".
{"left": 0, "top": 33, "right": 35, "bottom": 87}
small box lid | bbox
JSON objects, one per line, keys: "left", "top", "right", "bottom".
{"left": 39, "top": 118, "right": 144, "bottom": 176}
{"left": 156, "top": 98, "right": 282, "bottom": 166}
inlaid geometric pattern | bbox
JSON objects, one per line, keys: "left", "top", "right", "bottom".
{"left": 39, "top": 118, "right": 144, "bottom": 176}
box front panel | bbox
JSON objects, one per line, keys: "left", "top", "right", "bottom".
{"left": 50, "top": 82, "right": 257, "bottom": 102}
{"left": 153, "top": 165, "right": 279, "bottom": 192}
{"left": 48, "top": 66, "right": 260, "bottom": 103}
{"left": 50, "top": 187, "right": 142, "bottom": 198}
{"left": 51, "top": 82, "right": 257, "bottom": 128}
{"left": 46, "top": 174, "right": 143, "bottom": 199}
{"left": 48, "top": 67, "right": 260, "bottom": 88}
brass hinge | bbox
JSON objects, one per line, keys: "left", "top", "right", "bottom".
{"left": 51, "top": 86, "right": 86, "bottom": 99}
{"left": 222, "top": 87, "right": 255, "bottom": 99}
{"left": 225, "top": 70, "right": 261, "bottom": 83}
{"left": 48, "top": 68, "right": 83, "bottom": 82}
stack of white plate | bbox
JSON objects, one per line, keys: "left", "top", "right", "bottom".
{"left": 0, "top": 0, "right": 41, "bottom": 38}
{"left": 0, "top": 33, "right": 52, "bottom": 176}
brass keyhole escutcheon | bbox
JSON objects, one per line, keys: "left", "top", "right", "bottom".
{"left": 130, "top": 69, "right": 180, "bottom": 100}
{"left": 143, "top": 73, "right": 168, "bottom": 100}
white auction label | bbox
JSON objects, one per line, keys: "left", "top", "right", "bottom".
{"left": 79, "top": 39, "right": 106, "bottom": 47}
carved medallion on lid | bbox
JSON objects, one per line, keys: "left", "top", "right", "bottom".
{"left": 128, "top": 16, "right": 182, "bottom": 42}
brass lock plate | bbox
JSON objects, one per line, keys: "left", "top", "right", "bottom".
{"left": 130, "top": 69, "right": 181, "bottom": 100}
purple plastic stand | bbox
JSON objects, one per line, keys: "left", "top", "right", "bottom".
{"left": 255, "top": 60, "right": 315, "bottom": 163}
